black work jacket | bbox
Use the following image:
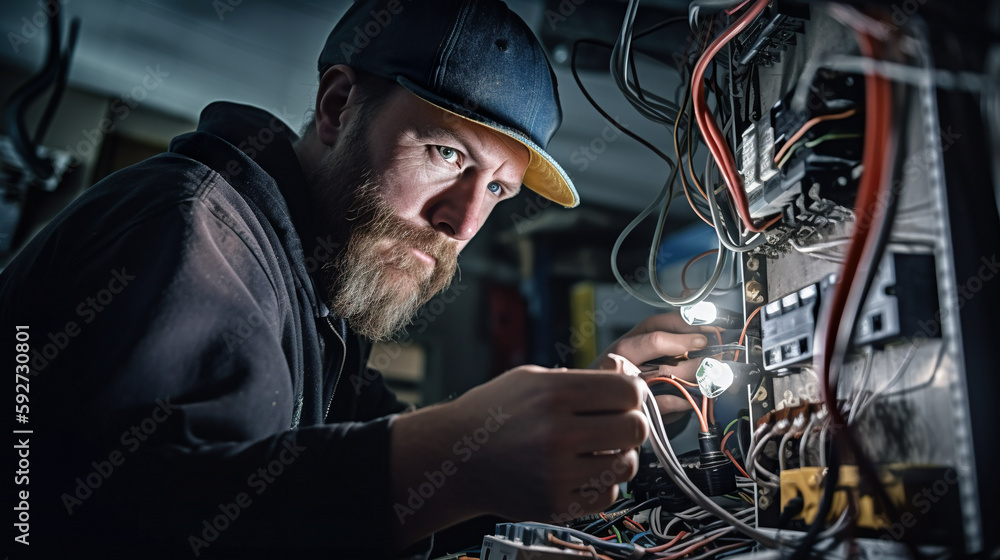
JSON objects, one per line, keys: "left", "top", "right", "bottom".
{"left": 1, "top": 102, "right": 430, "bottom": 559}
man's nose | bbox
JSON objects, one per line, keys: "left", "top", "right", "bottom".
{"left": 426, "top": 171, "right": 491, "bottom": 241}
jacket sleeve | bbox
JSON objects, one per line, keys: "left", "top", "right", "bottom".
{"left": 2, "top": 169, "right": 432, "bottom": 559}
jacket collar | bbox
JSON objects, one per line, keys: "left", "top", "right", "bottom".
{"left": 169, "top": 101, "right": 332, "bottom": 318}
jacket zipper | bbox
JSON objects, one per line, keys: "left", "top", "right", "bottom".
{"left": 323, "top": 316, "right": 347, "bottom": 421}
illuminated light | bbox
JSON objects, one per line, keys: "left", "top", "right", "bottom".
{"left": 682, "top": 301, "right": 717, "bottom": 325}
{"left": 680, "top": 302, "right": 743, "bottom": 329}
{"left": 696, "top": 358, "right": 735, "bottom": 398}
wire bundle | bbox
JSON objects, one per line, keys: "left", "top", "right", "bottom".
{"left": 594, "top": 0, "right": 796, "bottom": 309}
{"left": 556, "top": 3, "right": 944, "bottom": 558}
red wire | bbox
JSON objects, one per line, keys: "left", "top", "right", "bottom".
{"left": 691, "top": 0, "right": 778, "bottom": 232}
{"left": 818, "top": 32, "right": 892, "bottom": 421}
{"left": 725, "top": 0, "right": 753, "bottom": 15}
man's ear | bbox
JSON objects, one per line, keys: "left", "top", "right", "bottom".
{"left": 313, "top": 64, "right": 358, "bottom": 146}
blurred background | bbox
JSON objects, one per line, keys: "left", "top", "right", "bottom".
{"left": 0, "top": 0, "right": 727, "bottom": 405}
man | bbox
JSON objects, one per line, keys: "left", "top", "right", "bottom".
{"left": 2, "top": 1, "right": 708, "bottom": 558}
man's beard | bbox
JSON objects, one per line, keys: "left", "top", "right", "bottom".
{"left": 309, "top": 125, "right": 458, "bottom": 342}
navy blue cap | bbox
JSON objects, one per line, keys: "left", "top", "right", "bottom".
{"left": 319, "top": 0, "right": 579, "bottom": 207}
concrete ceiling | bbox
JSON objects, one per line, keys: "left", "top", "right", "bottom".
{"left": 1, "top": 0, "right": 697, "bottom": 213}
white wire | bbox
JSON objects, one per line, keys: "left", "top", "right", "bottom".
{"left": 640, "top": 383, "right": 849, "bottom": 549}
{"left": 846, "top": 347, "right": 875, "bottom": 425}
{"left": 798, "top": 411, "right": 825, "bottom": 468}
{"left": 609, "top": 175, "right": 675, "bottom": 308}
{"left": 818, "top": 416, "right": 830, "bottom": 468}
{"left": 777, "top": 429, "right": 796, "bottom": 472}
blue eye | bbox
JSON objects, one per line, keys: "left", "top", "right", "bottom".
{"left": 436, "top": 145, "right": 458, "bottom": 163}
{"left": 487, "top": 182, "right": 503, "bottom": 196}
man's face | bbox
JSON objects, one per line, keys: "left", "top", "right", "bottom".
{"left": 309, "top": 86, "right": 530, "bottom": 341}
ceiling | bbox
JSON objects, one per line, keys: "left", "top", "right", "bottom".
{"left": 0, "top": 0, "right": 698, "bottom": 214}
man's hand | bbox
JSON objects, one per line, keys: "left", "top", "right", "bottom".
{"left": 589, "top": 312, "right": 716, "bottom": 417}
{"left": 388, "top": 365, "right": 648, "bottom": 549}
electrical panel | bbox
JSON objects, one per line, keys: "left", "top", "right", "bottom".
{"left": 469, "top": 2, "right": 996, "bottom": 558}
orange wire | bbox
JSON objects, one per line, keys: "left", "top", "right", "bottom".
{"left": 725, "top": 448, "right": 751, "bottom": 478}
{"left": 721, "top": 431, "right": 751, "bottom": 478}
{"left": 624, "top": 517, "right": 645, "bottom": 532}
{"left": 732, "top": 306, "right": 761, "bottom": 361}
{"left": 673, "top": 94, "right": 714, "bottom": 227}
{"left": 645, "top": 531, "right": 689, "bottom": 553}
{"left": 647, "top": 377, "right": 709, "bottom": 431}
{"left": 710, "top": 326, "right": 723, "bottom": 346}
{"left": 681, "top": 249, "right": 718, "bottom": 293}
{"left": 667, "top": 374, "right": 699, "bottom": 387}
{"left": 772, "top": 108, "right": 858, "bottom": 164}
{"left": 708, "top": 396, "right": 716, "bottom": 426}
{"left": 816, "top": 30, "right": 893, "bottom": 447}
{"left": 687, "top": 141, "right": 711, "bottom": 201}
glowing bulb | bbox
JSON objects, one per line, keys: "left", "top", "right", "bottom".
{"left": 696, "top": 358, "right": 735, "bottom": 398}
{"left": 681, "top": 302, "right": 743, "bottom": 328}
{"left": 681, "top": 301, "right": 718, "bottom": 325}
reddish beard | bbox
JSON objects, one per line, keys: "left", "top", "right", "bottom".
{"left": 310, "top": 134, "right": 458, "bottom": 342}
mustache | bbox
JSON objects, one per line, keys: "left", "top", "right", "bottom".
{"left": 348, "top": 184, "right": 458, "bottom": 269}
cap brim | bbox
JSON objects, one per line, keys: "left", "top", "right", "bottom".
{"left": 396, "top": 77, "right": 579, "bottom": 208}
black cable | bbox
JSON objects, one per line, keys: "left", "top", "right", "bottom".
{"left": 751, "top": 62, "right": 762, "bottom": 121}
{"left": 833, "top": 74, "right": 925, "bottom": 560}
{"left": 34, "top": 17, "right": 80, "bottom": 146}
{"left": 634, "top": 16, "right": 687, "bottom": 40}
{"left": 796, "top": 45, "right": 917, "bottom": 560}
{"left": 735, "top": 416, "right": 749, "bottom": 461}
{"left": 586, "top": 497, "right": 662, "bottom": 535}
{"left": 571, "top": 39, "right": 676, "bottom": 167}
{"left": 3, "top": 6, "right": 63, "bottom": 179}
{"left": 778, "top": 496, "right": 805, "bottom": 530}
{"left": 676, "top": 77, "right": 717, "bottom": 221}
{"left": 789, "top": 438, "right": 842, "bottom": 560}
{"left": 741, "top": 65, "right": 754, "bottom": 128}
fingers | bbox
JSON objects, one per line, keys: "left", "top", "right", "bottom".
{"left": 630, "top": 311, "right": 710, "bottom": 336}
{"left": 552, "top": 372, "right": 644, "bottom": 414}
{"left": 591, "top": 311, "right": 732, "bottom": 371}
{"left": 562, "top": 449, "right": 639, "bottom": 513}
{"left": 564, "top": 410, "right": 648, "bottom": 455}
{"left": 639, "top": 359, "right": 702, "bottom": 384}
{"left": 610, "top": 330, "right": 710, "bottom": 366}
